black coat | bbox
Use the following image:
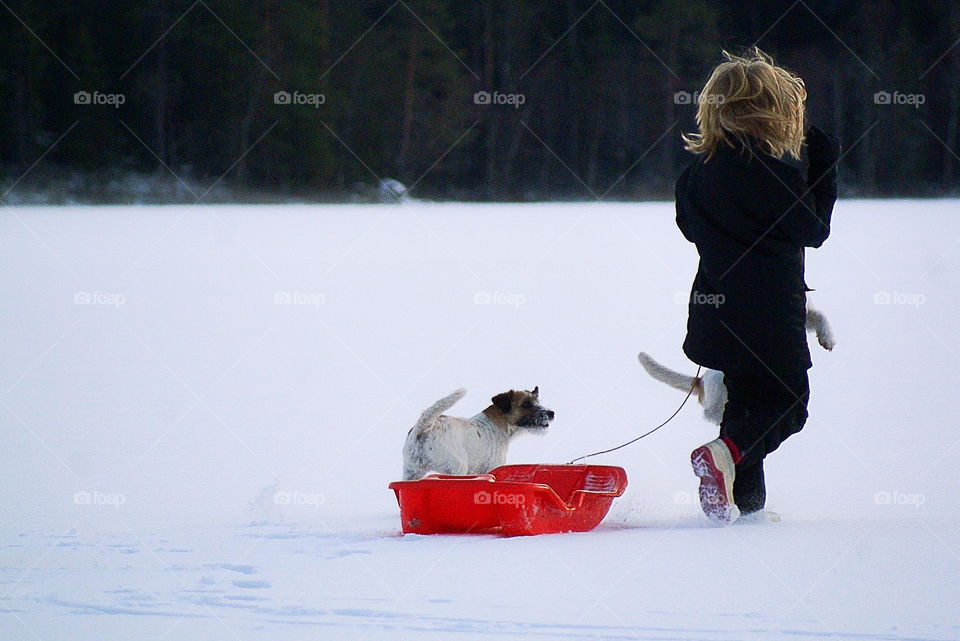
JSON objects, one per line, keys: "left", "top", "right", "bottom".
{"left": 675, "top": 133, "right": 838, "bottom": 378}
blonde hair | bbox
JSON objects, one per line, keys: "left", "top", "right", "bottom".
{"left": 682, "top": 48, "right": 807, "bottom": 160}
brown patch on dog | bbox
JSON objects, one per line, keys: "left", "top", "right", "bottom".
{"left": 491, "top": 392, "right": 513, "bottom": 414}
{"left": 483, "top": 387, "right": 554, "bottom": 435}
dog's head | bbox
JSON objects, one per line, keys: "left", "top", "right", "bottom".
{"left": 491, "top": 386, "right": 555, "bottom": 431}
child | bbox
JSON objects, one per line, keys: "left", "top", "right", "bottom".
{"left": 675, "top": 48, "right": 840, "bottom": 524}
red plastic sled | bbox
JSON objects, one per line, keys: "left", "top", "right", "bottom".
{"left": 389, "top": 464, "right": 628, "bottom": 536}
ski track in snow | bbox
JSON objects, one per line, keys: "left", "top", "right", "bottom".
{"left": 6, "top": 521, "right": 955, "bottom": 641}
{"left": 2, "top": 201, "right": 959, "bottom": 640}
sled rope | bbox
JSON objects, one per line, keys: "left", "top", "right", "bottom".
{"left": 567, "top": 366, "right": 703, "bottom": 464}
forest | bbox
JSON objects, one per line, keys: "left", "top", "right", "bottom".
{"left": 0, "top": 1, "right": 957, "bottom": 201}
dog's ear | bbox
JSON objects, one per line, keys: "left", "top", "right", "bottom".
{"left": 491, "top": 391, "right": 513, "bottom": 414}
{"left": 531, "top": 386, "right": 539, "bottom": 398}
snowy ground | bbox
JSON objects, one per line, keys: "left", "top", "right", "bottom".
{"left": 2, "top": 200, "right": 958, "bottom": 640}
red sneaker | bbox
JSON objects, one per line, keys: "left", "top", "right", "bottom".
{"left": 691, "top": 439, "right": 740, "bottom": 525}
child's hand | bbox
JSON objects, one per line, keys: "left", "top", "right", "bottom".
{"left": 805, "top": 127, "right": 841, "bottom": 169}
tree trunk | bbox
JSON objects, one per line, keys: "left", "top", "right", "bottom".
{"left": 237, "top": 0, "right": 276, "bottom": 186}
{"left": 481, "top": 0, "right": 497, "bottom": 196}
{"left": 398, "top": 28, "right": 420, "bottom": 182}
{"left": 317, "top": 0, "right": 329, "bottom": 81}
{"left": 155, "top": 0, "right": 170, "bottom": 172}
{"left": 942, "top": 78, "right": 958, "bottom": 189}
{"left": 943, "top": 4, "right": 959, "bottom": 189}
{"left": 663, "top": 28, "right": 679, "bottom": 189}
{"left": 586, "top": 130, "right": 600, "bottom": 191}
{"left": 565, "top": 0, "right": 579, "bottom": 190}
{"left": 502, "top": 106, "right": 525, "bottom": 194}
{"left": 831, "top": 63, "right": 843, "bottom": 148}
{"left": 616, "top": 77, "right": 628, "bottom": 185}
{"left": 12, "top": 0, "right": 31, "bottom": 170}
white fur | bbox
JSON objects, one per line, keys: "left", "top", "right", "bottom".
{"left": 402, "top": 389, "right": 536, "bottom": 480}
{"left": 639, "top": 299, "right": 835, "bottom": 425}
{"left": 805, "top": 303, "right": 836, "bottom": 351}
{"left": 637, "top": 353, "right": 728, "bottom": 424}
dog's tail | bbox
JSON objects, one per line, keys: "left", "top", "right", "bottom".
{"left": 805, "top": 305, "right": 836, "bottom": 351}
{"left": 637, "top": 352, "right": 702, "bottom": 395}
{"left": 416, "top": 388, "right": 467, "bottom": 429}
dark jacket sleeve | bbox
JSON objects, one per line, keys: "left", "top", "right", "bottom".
{"left": 766, "top": 128, "right": 840, "bottom": 249}
{"left": 764, "top": 158, "right": 837, "bottom": 249}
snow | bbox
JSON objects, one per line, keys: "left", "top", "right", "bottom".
{"left": 1, "top": 200, "right": 958, "bottom": 640}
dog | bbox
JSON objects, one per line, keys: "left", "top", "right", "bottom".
{"left": 402, "top": 387, "right": 555, "bottom": 480}
{"left": 637, "top": 300, "right": 836, "bottom": 425}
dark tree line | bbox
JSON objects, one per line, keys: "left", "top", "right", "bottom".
{"left": 1, "top": 0, "right": 958, "bottom": 201}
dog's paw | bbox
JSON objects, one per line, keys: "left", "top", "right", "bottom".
{"left": 817, "top": 332, "right": 836, "bottom": 351}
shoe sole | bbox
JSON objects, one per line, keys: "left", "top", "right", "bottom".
{"left": 691, "top": 442, "right": 740, "bottom": 525}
